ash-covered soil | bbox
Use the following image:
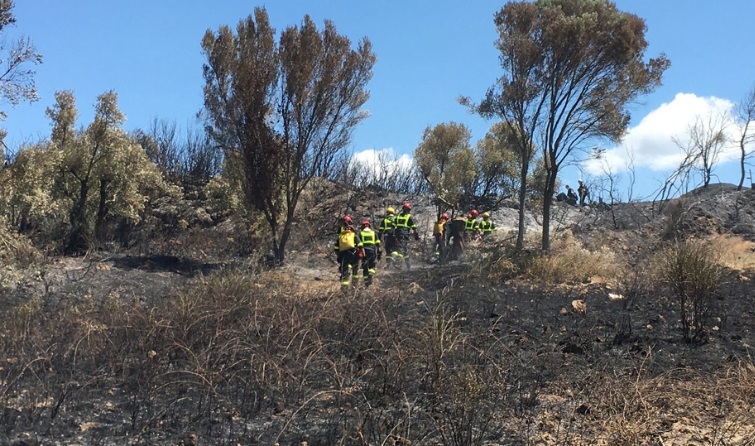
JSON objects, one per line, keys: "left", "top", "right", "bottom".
{"left": 2, "top": 183, "right": 755, "bottom": 445}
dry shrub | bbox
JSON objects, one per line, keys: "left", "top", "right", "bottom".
{"left": 0, "top": 220, "right": 41, "bottom": 286}
{"left": 656, "top": 238, "right": 725, "bottom": 341}
{"left": 416, "top": 297, "right": 463, "bottom": 389}
{"left": 479, "top": 230, "right": 543, "bottom": 281}
{"left": 660, "top": 195, "right": 692, "bottom": 240}
{"left": 481, "top": 241, "right": 522, "bottom": 281}
{"left": 3, "top": 296, "right": 43, "bottom": 344}
{"left": 433, "top": 366, "right": 497, "bottom": 446}
{"left": 526, "top": 231, "right": 618, "bottom": 284}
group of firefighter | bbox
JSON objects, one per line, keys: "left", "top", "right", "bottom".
{"left": 334, "top": 202, "right": 497, "bottom": 288}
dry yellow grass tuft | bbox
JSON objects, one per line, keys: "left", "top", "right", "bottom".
{"left": 703, "top": 233, "right": 755, "bottom": 271}
{"left": 526, "top": 231, "right": 619, "bottom": 284}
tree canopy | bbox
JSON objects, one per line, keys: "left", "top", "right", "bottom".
{"left": 0, "top": 0, "right": 42, "bottom": 152}
{"left": 469, "top": 0, "right": 669, "bottom": 250}
{"left": 47, "top": 91, "right": 168, "bottom": 253}
{"left": 414, "top": 122, "right": 476, "bottom": 212}
{"left": 202, "top": 7, "right": 375, "bottom": 264}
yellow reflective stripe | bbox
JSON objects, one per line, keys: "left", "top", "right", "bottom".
{"left": 396, "top": 214, "right": 411, "bottom": 228}
{"left": 361, "top": 229, "right": 377, "bottom": 245}
{"left": 379, "top": 216, "right": 395, "bottom": 231}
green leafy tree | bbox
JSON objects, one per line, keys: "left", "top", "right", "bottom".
{"left": 471, "top": 121, "right": 529, "bottom": 216}
{"left": 0, "top": 142, "right": 61, "bottom": 231}
{"left": 414, "top": 122, "right": 476, "bottom": 213}
{"left": 466, "top": 0, "right": 669, "bottom": 250}
{"left": 48, "top": 90, "right": 168, "bottom": 253}
{"left": 0, "top": 0, "right": 42, "bottom": 150}
{"left": 201, "top": 7, "right": 375, "bottom": 264}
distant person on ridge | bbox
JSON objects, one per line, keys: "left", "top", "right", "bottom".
{"left": 578, "top": 180, "right": 590, "bottom": 206}
{"left": 358, "top": 219, "right": 381, "bottom": 287}
{"left": 334, "top": 217, "right": 363, "bottom": 287}
{"left": 565, "top": 185, "right": 578, "bottom": 206}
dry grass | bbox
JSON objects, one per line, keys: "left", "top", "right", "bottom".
{"left": 524, "top": 231, "right": 619, "bottom": 284}
{"left": 0, "top": 220, "right": 41, "bottom": 288}
{"left": 514, "top": 361, "right": 755, "bottom": 445}
{"left": 704, "top": 233, "right": 755, "bottom": 271}
{"left": 1, "top": 256, "right": 754, "bottom": 444}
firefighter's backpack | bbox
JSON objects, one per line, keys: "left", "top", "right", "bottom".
{"left": 339, "top": 230, "right": 356, "bottom": 251}
{"left": 433, "top": 221, "right": 445, "bottom": 236}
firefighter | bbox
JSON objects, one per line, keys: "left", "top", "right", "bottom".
{"left": 433, "top": 212, "right": 450, "bottom": 260}
{"left": 359, "top": 219, "right": 381, "bottom": 287}
{"left": 464, "top": 209, "right": 480, "bottom": 241}
{"left": 445, "top": 215, "right": 466, "bottom": 261}
{"left": 479, "top": 211, "right": 496, "bottom": 238}
{"left": 337, "top": 215, "right": 353, "bottom": 234}
{"left": 393, "top": 202, "right": 419, "bottom": 269}
{"left": 378, "top": 206, "right": 397, "bottom": 265}
{"left": 565, "top": 185, "right": 578, "bottom": 206}
{"left": 577, "top": 179, "right": 590, "bottom": 207}
{"left": 334, "top": 217, "right": 363, "bottom": 287}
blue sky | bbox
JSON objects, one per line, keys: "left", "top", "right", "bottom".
{"left": 4, "top": 1, "right": 755, "bottom": 200}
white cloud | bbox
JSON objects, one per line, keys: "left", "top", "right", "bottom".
{"left": 584, "top": 93, "right": 747, "bottom": 175}
{"left": 351, "top": 147, "right": 414, "bottom": 174}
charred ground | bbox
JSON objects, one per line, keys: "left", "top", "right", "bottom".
{"left": 1, "top": 182, "right": 755, "bottom": 445}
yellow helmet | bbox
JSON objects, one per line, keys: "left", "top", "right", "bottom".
{"left": 387, "top": 207, "right": 395, "bottom": 215}
{"left": 482, "top": 211, "right": 490, "bottom": 218}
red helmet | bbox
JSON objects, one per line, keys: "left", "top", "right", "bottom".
{"left": 361, "top": 219, "right": 371, "bottom": 227}
{"left": 343, "top": 215, "right": 353, "bottom": 224}
{"left": 470, "top": 209, "right": 479, "bottom": 217}
{"left": 402, "top": 202, "right": 411, "bottom": 211}
{"left": 441, "top": 212, "right": 450, "bottom": 221}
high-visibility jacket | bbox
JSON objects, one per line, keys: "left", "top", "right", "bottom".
{"left": 464, "top": 217, "right": 479, "bottom": 231}
{"left": 395, "top": 212, "right": 416, "bottom": 235}
{"left": 378, "top": 215, "right": 396, "bottom": 237}
{"left": 359, "top": 227, "right": 380, "bottom": 252}
{"left": 479, "top": 219, "right": 495, "bottom": 234}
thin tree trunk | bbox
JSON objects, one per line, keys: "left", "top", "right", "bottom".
{"left": 739, "top": 149, "right": 745, "bottom": 190}
{"left": 95, "top": 178, "right": 110, "bottom": 243}
{"left": 275, "top": 224, "right": 291, "bottom": 265}
{"left": 67, "top": 179, "right": 90, "bottom": 254}
{"left": 541, "top": 167, "right": 557, "bottom": 251}
{"left": 516, "top": 161, "right": 529, "bottom": 251}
